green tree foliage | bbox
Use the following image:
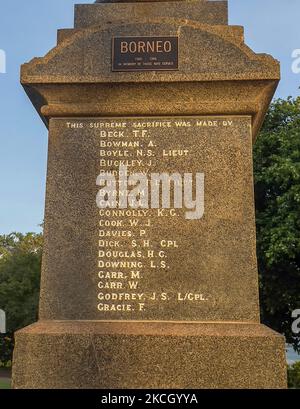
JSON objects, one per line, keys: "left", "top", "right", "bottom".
{"left": 288, "top": 361, "right": 300, "bottom": 388}
{"left": 0, "top": 232, "right": 42, "bottom": 365}
{"left": 254, "top": 97, "right": 300, "bottom": 351}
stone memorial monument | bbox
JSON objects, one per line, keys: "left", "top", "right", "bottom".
{"left": 12, "top": 0, "right": 287, "bottom": 388}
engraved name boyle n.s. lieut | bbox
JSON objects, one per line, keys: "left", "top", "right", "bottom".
{"left": 112, "top": 36, "right": 179, "bottom": 72}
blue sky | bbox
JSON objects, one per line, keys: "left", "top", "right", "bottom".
{"left": 0, "top": 0, "right": 299, "bottom": 234}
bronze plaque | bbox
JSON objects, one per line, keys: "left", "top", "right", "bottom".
{"left": 112, "top": 36, "right": 179, "bottom": 72}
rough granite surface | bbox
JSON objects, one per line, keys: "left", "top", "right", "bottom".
{"left": 13, "top": 321, "right": 287, "bottom": 389}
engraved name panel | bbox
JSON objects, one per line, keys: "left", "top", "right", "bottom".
{"left": 44, "top": 116, "right": 257, "bottom": 322}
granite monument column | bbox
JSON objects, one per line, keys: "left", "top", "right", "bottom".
{"left": 12, "top": 0, "right": 287, "bottom": 388}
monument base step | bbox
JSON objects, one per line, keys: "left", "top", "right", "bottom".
{"left": 12, "top": 320, "right": 287, "bottom": 389}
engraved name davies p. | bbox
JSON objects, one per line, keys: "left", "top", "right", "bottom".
{"left": 96, "top": 165, "right": 205, "bottom": 220}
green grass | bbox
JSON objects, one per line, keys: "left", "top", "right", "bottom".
{"left": 0, "top": 378, "right": 11, "bottom": 389}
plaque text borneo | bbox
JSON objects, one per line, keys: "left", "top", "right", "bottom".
{"left": 112, "top": 36, "right": 179, "bottom": 71}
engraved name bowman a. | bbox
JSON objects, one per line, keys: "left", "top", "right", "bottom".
{"left": 96, "top": 165, "right": 205, "bottom": 220}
